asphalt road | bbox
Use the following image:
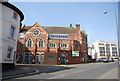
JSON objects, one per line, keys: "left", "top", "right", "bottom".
{"left": 15, "top": 62, "right": 118, "bottom": 79}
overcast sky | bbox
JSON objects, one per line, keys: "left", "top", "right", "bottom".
{"left": 9, "top": 1, "right": 118, "bottom": 44}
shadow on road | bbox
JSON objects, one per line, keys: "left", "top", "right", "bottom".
{"left": 17, "top": 64, "right": 75, "bottom": 73}
{"left": 2, "top": 64, "right": 75, "bottom": 80}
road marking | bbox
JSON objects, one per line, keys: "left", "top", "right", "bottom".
{"left": 1, "top": 68, "right": 39, "bottom": 80}
{"left": 74, "top": 64, "right": 108, "bottom": 74}
{"left": 48, "top": 74, "right": 65, "bottom": 79}
{"left": 97, "top": 67, "right": 118, "bottom": 79}
{"left": 74, "top": 69, "right": 87, "bottom": 73}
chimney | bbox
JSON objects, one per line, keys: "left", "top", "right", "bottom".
{"left": 70, "top": 24, "right": 72, "bottom": 27}
{"left": 76, "top": 24, "right": 80, "bottom": 30}
{"left": 76, "top": 24, "right": 81, "bottom": 41}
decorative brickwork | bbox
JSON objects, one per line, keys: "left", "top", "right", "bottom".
{"left": 17, "top": 23, "right": 88, "bottom": 65}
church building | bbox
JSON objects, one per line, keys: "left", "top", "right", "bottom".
{"left": 17, "top": 23, "right": 88, "bottom": 65}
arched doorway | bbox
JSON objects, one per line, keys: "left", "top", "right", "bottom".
{"left": 35, "top": 53, "right": 44, "bottom": 64}
{"left": 24, "top": 52, "right": 34, "bottom": 64}
{"left": 61, "top": 52, "right": 68, "bottom": 65}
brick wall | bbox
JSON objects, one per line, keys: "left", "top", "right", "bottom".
{"left": 17, "top": 23, "right": 88, "bottom": 64}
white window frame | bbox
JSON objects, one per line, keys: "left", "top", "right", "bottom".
{"left": 60, "top": 42, "right": 68, "bottom": 48}
{"left": 7, "top": 47, "right": 13, "bottom": 59}
{"left": 32, "top": 29, "right": 40, "bottom": 36}
{"left": 27, "top": 38, "right": 33, "bottom": 48}
{"left": 38, "top": 39, "right": 44, "bottom": 48}
{"left": 9, "top": 26, "right": 16, "bottom": 38}
{"left": 49, "top": 42, "right": 56, "bottom": 48}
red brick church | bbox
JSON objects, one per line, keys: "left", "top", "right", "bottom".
{"left": 16, "top": 22, "right": 88, "bottom": 65}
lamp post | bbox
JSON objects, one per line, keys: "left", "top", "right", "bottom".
{"left": 104, "top": 9, "right": 119, "bottom": 63}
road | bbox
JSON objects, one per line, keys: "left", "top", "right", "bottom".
{"left": 14, "top": 62, "right": 118, "bottom": 79}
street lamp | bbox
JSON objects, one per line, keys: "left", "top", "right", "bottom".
{"left": 103, "top": 9, "right": 117, "bottom": 27}
{"left": 104, "top": 9, "right": 120, "bottom": 63}
{"left": 103, "top": 9, "right": 118, "bottom": 32}
{"left": 104, "top": 11, "right": 107, "bottom": 14}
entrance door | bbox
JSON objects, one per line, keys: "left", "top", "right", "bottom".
{"left": 61, "top": 56, "right": 65, "bottom": 64}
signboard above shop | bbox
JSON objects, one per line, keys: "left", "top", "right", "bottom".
{"left": 72, "top": 51, "right": 79, "bottom": 56}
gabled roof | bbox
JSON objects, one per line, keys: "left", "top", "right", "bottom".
{"left": 20, "top": 23, "right": 77, "bottom": 35}
{"left": 20, "top": 22, "right": 41, "bottom": 33}
{"left": 20, "top": 26, "right": 32, "bottom": 33}
{"left": 43, "top": 26, "right": 76, "bottom": 34}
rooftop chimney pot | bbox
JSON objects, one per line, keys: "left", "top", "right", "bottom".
{"left": 70, "top": 24, "right": 72, "bottom": 27}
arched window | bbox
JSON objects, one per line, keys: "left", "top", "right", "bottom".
{"left": 49, "top": 42, "right": 56, "bottom": 48}
{"left": 38, "top": 39, "right": 44, "bottom": 47}
{"left": 27, "top": 38, "right": 32, "bottom": 48}
{"left": 60, "top": 43, "right": 68, "bottom": 48}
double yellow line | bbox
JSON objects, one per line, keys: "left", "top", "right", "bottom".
{"left": 1, "top": 68, "right": 39, "bottom": 80}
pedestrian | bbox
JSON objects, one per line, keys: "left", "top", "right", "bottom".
{"left": 32, "top": 60, "right": 35, "bottom": 64}
{"left": 66, "top": 60, "right": 68, "bottom": 65}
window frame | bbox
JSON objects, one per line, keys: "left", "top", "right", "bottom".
{"left": 13, "top": 12, "right": 18, "bottom": 20}
{"left": 111, "top": 44, "right": 116, "bottom": 46}
{"left": 60, "top": 42, "right": 68, "bottom": 48}
{"left": 32, "top": 29, "right": 40, "bottom": 36}
{"left": 38, "top": 39, "right": 44, "bottom": 48}
{"left": 7, "top": 47, "right": 13, "bottom": 59}
{"left": 9, "top": 26, "right": 16, "bottom": 39}
{"left": 49, "top": 42, "right": 56, "bottom": 48}
{"left": 27, "top": 38, "right": 33, "bottom": 48}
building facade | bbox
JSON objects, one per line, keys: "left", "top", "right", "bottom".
{"left": 0, "top": 2, "right": 24, "bottom": 70}
{"left": 17, "top": 23, "right": 88, "bottom": 65}
{"left": 88, "top": 44, "right": 96, "bottom": 60}
{"left": 118, "top": 1, "right": 120, "bottom": 58}
{"left": 90, "top": 41, "right": 119, "bottom": 61}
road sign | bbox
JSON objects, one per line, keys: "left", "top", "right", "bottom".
{"left": 72, "top": 51, "right": 79, "bottom": 56}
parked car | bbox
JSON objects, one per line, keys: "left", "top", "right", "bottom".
{"left": 114, "top": 58, "right": 118, "bottom": 61}
{"left": 97, "top": 58, "right": 106, "bottom": 62}
{"left": 109, "top": 58, "right": 114, "bottom": 62}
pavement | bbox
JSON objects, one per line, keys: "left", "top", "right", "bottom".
{"left": 1, "top": 62, "right": 108, "bottom": 78}
{"left": 9, "top": 62, "right": 118, "bottom": 80}
{"left": 2, "top": 63, "right": 74, "bottom": 80}
{"left": 2, "top": 62, "right": 119, "bottom": 80}
{"left": 2, "top": 66, "right": 36, "bottom": 77}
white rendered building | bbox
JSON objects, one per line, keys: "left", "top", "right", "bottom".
{"left": 0, "top": 2, "right": 24, "bottom": 70}
{"left": 90, "top": 41, "right": 119, "bottom": 61}
{"left": 88, "top": 44, "right": 97, "bottom": 60}
{"left": 118, "top": 2, "right": 120, "bottom": 59}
